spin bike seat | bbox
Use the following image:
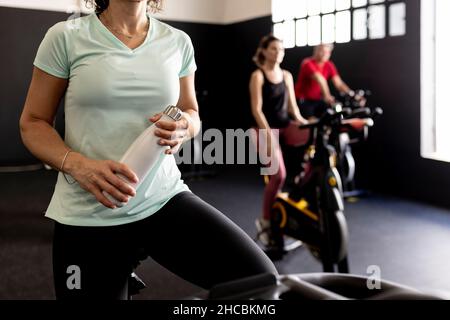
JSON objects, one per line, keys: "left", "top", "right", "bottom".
{"left": 341, "top": 118, "right": 374, "bottom": 132}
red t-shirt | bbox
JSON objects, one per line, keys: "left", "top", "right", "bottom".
{"left": 294, "top": 58, "right": 339, "bottom": 101}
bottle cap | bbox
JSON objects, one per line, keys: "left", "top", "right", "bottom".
{"left": 164, "top": 105, "right": 183, "bottom": 121}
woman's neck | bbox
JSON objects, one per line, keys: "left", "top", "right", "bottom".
{"left": 103, "top": 0, "right": 148, "bottom": 34}
{"left": 263, "top": 61, "right": 280, "bottom": 72}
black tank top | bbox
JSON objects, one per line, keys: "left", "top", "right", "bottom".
{"left": 259, "top": 69, "right": 290, "bottom": 128}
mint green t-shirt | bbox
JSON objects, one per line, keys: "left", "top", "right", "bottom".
{"left": 34, "top": 14, "right": 196, "bottom": 226}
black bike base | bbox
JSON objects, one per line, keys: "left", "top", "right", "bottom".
{"left": 343, "top": 189, "right": 370, "bottom": 199}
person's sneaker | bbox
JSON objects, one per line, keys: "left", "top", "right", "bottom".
{"left": 283, "top": 236, "right": 303, "bottom": 251}
{"left": 255, "top": 218, "right": 272, "bottom": 247}
{"left": 255, "top": 218, "right": 302, "bottom": 253}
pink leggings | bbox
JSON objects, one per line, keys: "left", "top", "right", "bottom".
{"left": 251, "top": 122, "right": 310, "bottom": 220}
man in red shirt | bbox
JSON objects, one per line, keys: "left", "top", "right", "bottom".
{"left": 294, "top": 44, "right": 356, "bottom": 118}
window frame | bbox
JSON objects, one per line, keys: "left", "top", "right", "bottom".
{"left": 421, "top": 0, "right": 450, "bottom": 162}
{"left": 272, "top": 0, "right": 407, "bottom": 48}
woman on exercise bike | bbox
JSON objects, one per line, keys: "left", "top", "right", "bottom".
{"left": 249, "top": 35, "right": 309, "bottom": 248}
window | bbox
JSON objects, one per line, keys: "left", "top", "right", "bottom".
{"left": 335, "top": 10, "right": 351, "bottom": 43}
{"left": 353, "top": 8, "right": 368, "bottom": 40}
{"left": 296, "top": 19, "right": 308, "bottom": 46}
{"left": 336, "top": 0, "right": 351, "bottom": 11}
{"left": 368, "top": 5, "right": 385, "bottom": 39}
{"left": 322, "top": 13, "right": 336, "bottom": 44}
{"left": 322, "top": 0, "right": 336, "bottom": 14}
{"left": 353, "top": 0, "right": 367, "bottom": 7}
{"left": 308, "top": 0, "right": 322, "bottom": 16}
{"left": 307, "top": 15, "right": 321, "bottom": 46}
{"left": 421, "top": 0, "right": 450, "bottom": 161}
{"left": 293, "top": 0, "right": 308, "bottom": 18}
{"left": 272, "top": 0, "right": 407, "bottom": 48}
{"left": 389, "top": 2, "right": 406, "bottom": 37}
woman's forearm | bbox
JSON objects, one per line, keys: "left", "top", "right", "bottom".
{"left": 318, "top": 79, "right": 332, "bottom": 99}
{"left": 252, "top": 110, "right": 271, "bottom": 131}
{"left": 20, "top": 119, "right": 78, "bottom": 172}
{"left": 313, "top": 73, "right": 332, "bottom": 100}
{"left": 183, "top": 109, "right": 201, "bottom": 140}
{"left": 288, "top": 105, "right": 303, "bottom": 121}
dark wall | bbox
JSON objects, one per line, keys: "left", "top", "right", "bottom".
{"left": 161, "top": 20, "right": 226, "bottom": 130}
{"left": 0, "top": 7, "right": 67, "bottom": 165}
{"left": 167, "top": 17, "right": 272, "bottom": 130}
{"left": 224, "top": 17, "right": 273, "bottom": 129}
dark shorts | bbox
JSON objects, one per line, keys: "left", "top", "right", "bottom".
{"left": 299, "top": 99, "right": 329, "bottom": 118}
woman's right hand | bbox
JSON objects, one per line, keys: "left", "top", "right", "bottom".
{"left": 324, "top": 94, "right": 336, "bottom": 106}
{"left": 63, "top": 152, "right": 139, "bottom": 209}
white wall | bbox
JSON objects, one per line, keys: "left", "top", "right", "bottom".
{"left": 154, "top": 0, "right": 224, "bottom": 24}
{"left": 222, "top": 0, "right": 271, "bottom": 24}
{"left": 155, "top": 0, "right": 272, "bottom": 24}
{"left": 0, "top": 0, "right": 272, "bottom": 24}
{"left": 0, "top": 0, "right": 83, "bottom": 12}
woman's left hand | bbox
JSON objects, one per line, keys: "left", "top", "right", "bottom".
{"left": 293, "top": 116, "right": 308, "bottom": 126}
{"left": 149, "top": 112, "right": 191, "bottom": 155}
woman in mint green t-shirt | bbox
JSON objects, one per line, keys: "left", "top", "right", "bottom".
{"left": 20, "top": 0, "right": 277, "bottom": 299}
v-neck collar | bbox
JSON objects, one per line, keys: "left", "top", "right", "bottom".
{"left": 92, "top": 13, "right": 154, "bottom": 53}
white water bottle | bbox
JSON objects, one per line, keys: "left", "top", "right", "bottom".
{"left": 103, "top": 105, "right": 183, "bottom": 207}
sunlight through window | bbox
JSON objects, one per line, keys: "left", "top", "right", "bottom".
{"left": 272, "top": 0, "right": 404, "bottom": 48}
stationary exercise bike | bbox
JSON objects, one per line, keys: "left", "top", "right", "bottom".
{"left": 263, "top": 109, "right": 351, "bottom": 273}
{"left": 332, "top": 91, "right": 383, "bottom": 197}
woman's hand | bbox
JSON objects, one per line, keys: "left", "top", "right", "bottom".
{"left": 64, "top": 152, "right": 139, "bottom": 209}
{"left": 293, "top": 116, "right": 308, "bottom": 126}
{"left": 259, "top": 128, "right": 277, "bottom": 159}
{"left": 149, "top": 112, "right": 192, "bottom": 155}
{"left": 354, "top": 93, "right": 367, "bottom": 107}
{"left": 324, "top": 94, "right": 336, "bottom": 106}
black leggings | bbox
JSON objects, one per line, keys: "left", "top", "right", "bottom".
{"left": 53, "top": 191, "right": 277, "bottom": 299}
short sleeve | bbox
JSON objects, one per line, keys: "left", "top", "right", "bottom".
{"left": 33, "top": 22, "right": 70, "bottom": 79}
{"left": 178, "top": 32, "right": 197, "bottom": 78}
{"left": 302, "top": 59, "right": 318, "bottom": 77}
{"left": 327, "top": 61, "right": 339, "bottom": 78}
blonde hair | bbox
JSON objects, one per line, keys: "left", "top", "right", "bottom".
{"left": 314, "top": 43, "right": 335, "bottom": 53}
{"left": 252, "top": 35, "right": 282, "bottom": 67}
{"left": 84, "top": 0, "right": 163, "bottom": 14}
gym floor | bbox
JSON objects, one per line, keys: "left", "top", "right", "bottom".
{"left": 1, "top": 165, "right": 450, "bottom": 300}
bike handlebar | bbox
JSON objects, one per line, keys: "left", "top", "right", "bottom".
{"left": 298, "top": 108, "right": 351, "bottom": 130}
